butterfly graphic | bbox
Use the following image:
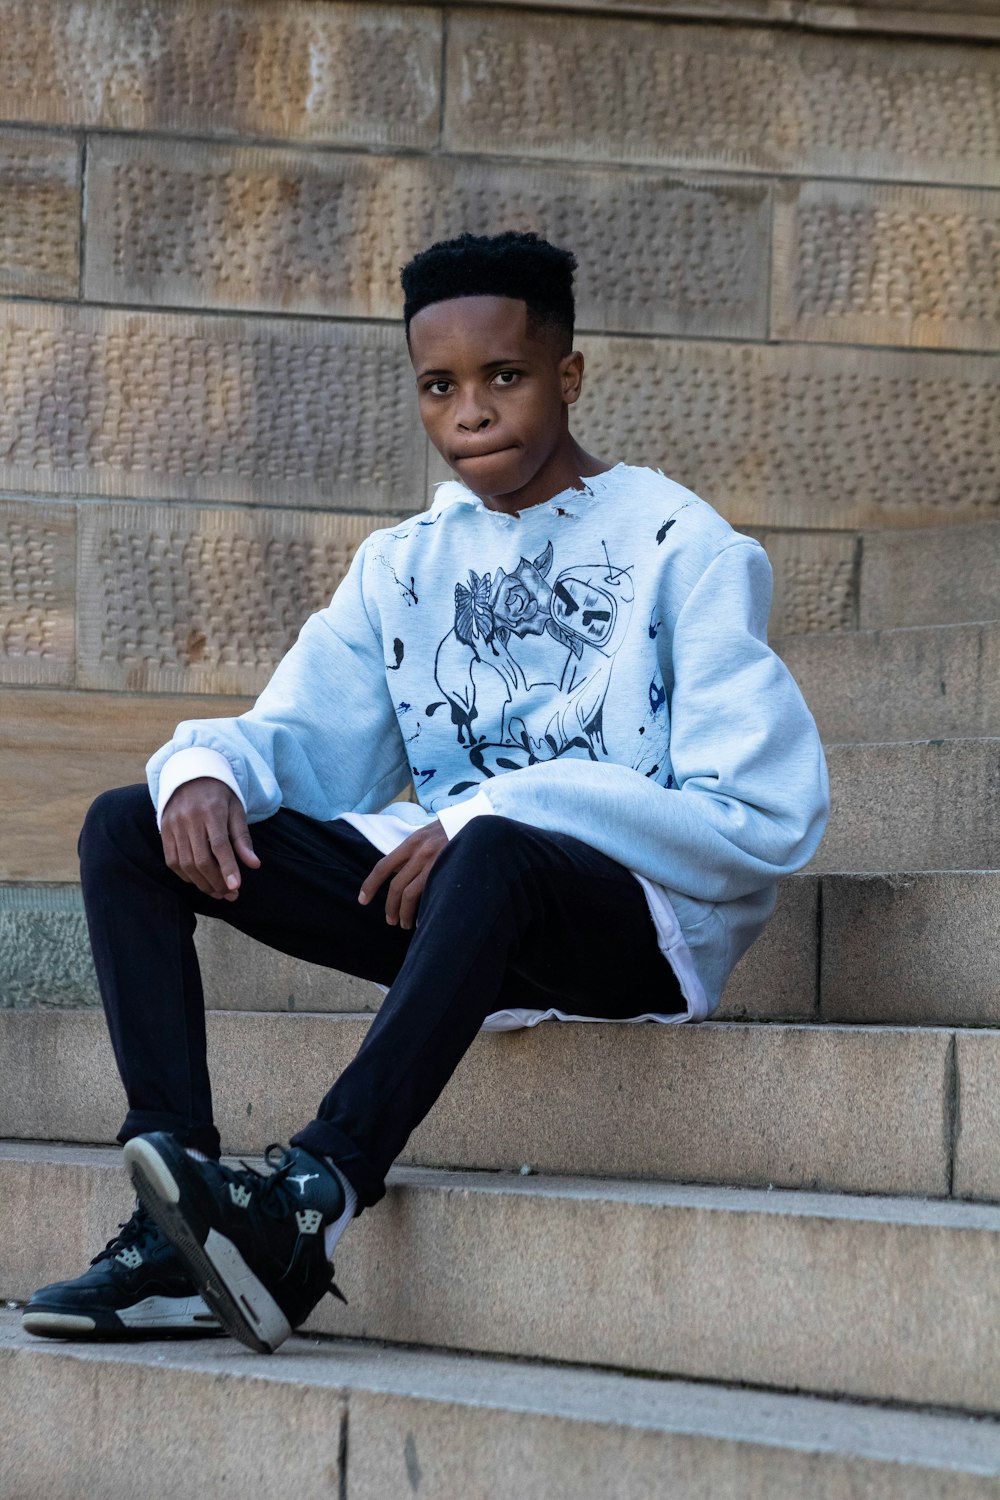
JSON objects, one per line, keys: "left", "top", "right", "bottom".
{"left": 454, "top": 571, "right": 495, "bottom": 646}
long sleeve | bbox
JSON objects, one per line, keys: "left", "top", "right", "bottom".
{"left": 478, "top": 541, "right": 829, "bottom": 904}
{"left": 146, "top": 539, "right": 411, "bottom": 824}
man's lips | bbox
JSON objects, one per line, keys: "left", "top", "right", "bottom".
{"left": 453, "top": 445, "right": 516, "bottom": 462}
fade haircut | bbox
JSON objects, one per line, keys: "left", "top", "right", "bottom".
{"left": 401, "top": 231, "right": 577, "bottom": 353}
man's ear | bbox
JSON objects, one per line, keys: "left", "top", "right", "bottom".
{"left": 560, "top": 350, "right": 585, "bottom": 406}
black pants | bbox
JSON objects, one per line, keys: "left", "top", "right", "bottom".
{"left": 79, "top": 786, "right": 683, "bottom": 1210}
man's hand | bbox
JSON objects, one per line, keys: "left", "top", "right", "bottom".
{"left": 160, "top": 777, "right": 261, "bottom": 901}
{"left": 358, "top": 821, "right": 448, "bottom": 929}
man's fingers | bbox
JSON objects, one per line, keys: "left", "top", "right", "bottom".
{"left": 396, "top": 868, "right": 428, "bottom": 930}
{"left": 229, "top": 803, "right": 261, "bottom": 876}
{"left": 359, "top": 848, "right": 405, "bottom": 906}
{"left": 207, "top": 820, "right": 241, "bottom": 895}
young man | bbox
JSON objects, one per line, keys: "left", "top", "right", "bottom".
{"left": 24, "top": 232, "right": 828, "bottom": 1353}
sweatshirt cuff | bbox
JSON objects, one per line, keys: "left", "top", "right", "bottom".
{"left": 154, "top": 747, "right": 246, "bottom": 830}
{"left": 437, "top": 788, "right": 494, "bottom": 840}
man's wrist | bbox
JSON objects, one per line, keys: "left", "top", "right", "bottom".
{"left": 155, "top": 747, "right": 244, "bottom": 830}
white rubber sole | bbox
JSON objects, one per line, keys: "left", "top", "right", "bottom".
{"left": 124, "top": 1137, "right": 292, "bottom": 1355}
{"left": 22, "top": 1296, "right": 220, "bottom": 1338}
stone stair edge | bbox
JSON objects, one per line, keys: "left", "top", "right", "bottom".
{"left": 5, "top": 1316, "right": 1000, "bottom": 1500}
{"left": 3, "top": 1311, "right": 999, "bottom": 1469}
{"left": 3, "top": 1139, "right": 998, "bottom": 1235}
{"left": 4, "top": 1005, "right": 985, "bottom": 1200}
{"left": 3, "top": 1145, "right": 998, "bottom": 1412}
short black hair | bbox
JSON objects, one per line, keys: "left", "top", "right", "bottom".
{"left": 401, "top": 231, "right": 576, "bottom": 351}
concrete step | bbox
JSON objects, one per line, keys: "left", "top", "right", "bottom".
{"left": 4, "top": 1007, "right": 996, "bottom": 1199}
{"left": 3, "top": 1312, "right": 999, "bottom": 1500}
{"left": 4, "top": 1144, "right": 998, "bottom": 1412}
{"left": 777, "top": 621, "right": 1000, "bottom": 744}
{"left": 0, "top": 875, "right": 820, "bottom": 1021}
{"left": 6, "top": 869, "right": 1000, "bottom": 1028}
{"left": 860, "top": 522, "right": 1000, "bottom": 632}
{"left": 818, "top": 737, "right": 1000, "bottom": 872}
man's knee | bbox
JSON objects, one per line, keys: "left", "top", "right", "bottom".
{"left": 430, "top": 813, "right": 536, "bottom": 879}
{"left": 78, "top": 784, "right": 157, "bottom": 862}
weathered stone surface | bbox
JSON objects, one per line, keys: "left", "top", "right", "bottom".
{"left": 816, "top": 738, "right": 1000, "bottom": 873}
{"left": 5, "top": 1146, "right": 999, "bottom": 1408}
{"left": 0, "top": 1008, "right": 954, "bottom": 1197}
{"left": 328, "top": 1173, "right": 1000, "bottom": 1410}
{"left": 954, "top": 1031, "right": 1000, "bottom": 1200}
{"left": 85, "top": 136, "right": 771, "bottom": 339}
{"left": 194, "top": 922, "right": 383, "bottom": 1014}
{"left": 779, "top": 621, "right": 1000, "bottom": 742}
{"left": 77, "top": 504, "right": 396, "bottom": 695}
{"left": 446, "top": 12, "right": 1000, "bottom": 188}
{"left": 0, "top": 887, "right": 96, "bottom": 1009}
{"left": 822, "top": 872, "right": 1000, "bottom": 1026}
{"left": 742, "top": 529, "right": 859, "bottom": 636}
{"left": 349, "top": 1377, "right": 1000, "bottom": 1500}
{"left": 0, "top": 304, "right": 426, "bottom": 511}
{"left": 860, "top": 520, "right": 1000, "bottom": 628}
{"left": 4, "top": 1312, "right": 1000, "bottom": 1500}
{"left": 0, "top": 689, "right": 253, "bottom": 881}
{"left": 0, "top": 874, "right": 815, "bottom": 1021}
{"left": 0, "top": 500, "right": 75, "bottom": 686}
{"left": 0, "top": 129, "right": 80, "bottom": 298}
{"left": 0, "top": 1, "right": 441, "bottom": 148}
{"left": 772, "top": 179, "right": 1000, "bottom": 351}
{"left": 447, "top": 0, "right": 1000, "bottom": 45}
{"left": 716, "top": 876, "right": 818, "bottom": 1019}
{"left": 575, "top": 338, "right": 1000, "bottom": 530}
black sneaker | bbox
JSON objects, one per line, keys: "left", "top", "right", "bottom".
{"left": 123, "top": 1133, "right": 348, "bottom": 1354}
{"left": 21, "top": 1200, "right": 221, "bottom": 1340}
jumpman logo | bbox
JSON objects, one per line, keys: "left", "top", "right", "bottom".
{"left": 289, "top": 1172, "right": 319, "bottom": 1195}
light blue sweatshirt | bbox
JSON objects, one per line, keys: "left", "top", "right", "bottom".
{"left": 148, "top": 465, "right": 829, "bottom": 1021}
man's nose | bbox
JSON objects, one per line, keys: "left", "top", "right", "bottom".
{"left": 455, "top": 390, "right": 494, "bottom": 430}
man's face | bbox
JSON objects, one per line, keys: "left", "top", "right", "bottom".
{"left": 408, "top": 295, "right": 582, "bottom": 507}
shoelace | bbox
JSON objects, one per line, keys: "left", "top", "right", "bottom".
{"left": 217, "top": 1144, "right": 349, "bottom": 1306}
{"left": 90, "top": 1201, "right": 162, "bottom": 1267}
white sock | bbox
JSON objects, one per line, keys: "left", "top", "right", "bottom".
{"left": 323, "top": 1160, "right": 357, "bottom": 1262}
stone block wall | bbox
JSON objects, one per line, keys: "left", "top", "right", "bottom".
{"left": 1, "top": 0, "right": 997, "bottom": 877}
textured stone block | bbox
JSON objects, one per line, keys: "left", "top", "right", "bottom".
{"left": 0, "top": 1009, "right": 953, "bottom": 1198}
{"left": 328, "top": 1172, "right": 1000, "bottom": 1410}
{"left": 860, "top": 521, "right": 1000, "bottom": 628}
{"left": 773, "top": 180, "right": 1000, "bottom": 351}
{"left": 575, "top": 338, "right": 1000, "bottom": 530}
{"left": 954, "top": 1031, "right": 1000, "bottom": 1200}
{"left": 743, "top": 529, "right": 859, "bottom": 636}
{"left": 0, "top": 0, "right": 440, "bottom": 148}
{"left": 194, "top": 922, "right": 383, "bottom": 1014}
{"left": 0, "top": 887, "right": 97, "bottom": 1009}
{"left": 0, "top": 304, "right": 427, "bottom": 510}
{"left": 0, "top": 500, "right": 75, "bottom": 686}
{"left": 348, "top": 1376, "right": 1000, "bottom": 1500}
{"left": 0, "top": 129, "right": 80, "bottom": 298}
{"left": 0, "top": 688, "right": 253, "bottom": 881}
{"left": 77, "top": 504, "right": 397, "bottom": 694}
{"left": 779, "top": 621, "right": 1000, "bottom": 742}
{"left": 821, "top": 873, "right": 1000, "bottom": 1026}
{"left": 85, "top": 136, "right": 771, "bottom": 339}
{"left": 4, "top": 1315, "right": 999, "bottom": 1500}
{"left": 445, "top": 12, "right": 1000, "bottom": 188}
{"left": 716, "top": 876, "right": 817, "bottom": 1019}
{"left": 4, "top": 1147, "right": 1000, "bottom": 1409}
{"left": 815, "top": 738, "right": 1000, "bottom": 873}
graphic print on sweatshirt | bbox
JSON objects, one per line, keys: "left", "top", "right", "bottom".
{"left": 427, "top": 537, "right": 637, "bottom": 785}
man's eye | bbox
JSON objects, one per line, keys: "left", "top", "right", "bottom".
{"left": 426, "top": 381, "right": 452, "bottom": 396}
{"left": 493, "top": 371, "right": 519, "bottom": 386}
